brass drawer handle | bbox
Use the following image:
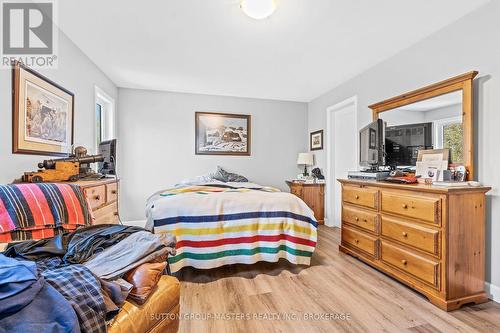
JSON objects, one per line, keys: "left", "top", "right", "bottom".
{"left": 402, "top": 204, "right": 408, "bottom": 209}
{"left": 354, "top": 239, "right": 360, "bottom": 244}
{"left": 111, "top": 190, "right": 117, "bottom": 194}
{"left": 355, "top": 195, "right": 360, "bottom": 199}
{"left": 401, "top": 259, "right": 408, "bottom": 266}
{"left": 355, "top": 217, "right": 359, "bottom": 221}
{"left": 402, "top": 232, "right": 408, "bottom": 237}
{"left": 93, "top": 195, "right": 101, "bottom": 201}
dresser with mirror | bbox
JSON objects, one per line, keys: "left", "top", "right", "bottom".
{"left": 338, "top": 72, "right": 491, "bottom": 311}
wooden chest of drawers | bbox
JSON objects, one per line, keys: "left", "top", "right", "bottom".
{"left": 338, "top": 179, "right": 490, "bottom": 311}
{"left": 286, "top": 181, "right": 325, "bottom": 224}
{"left": 75, "top": 178, "right": 120, "bottom": 225}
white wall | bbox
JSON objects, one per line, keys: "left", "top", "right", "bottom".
{"left": 308, "top": 1, "right": 500, "bottom": 290}
{"left": 117, "top": 88, "right": 308, "bottom": 221}
{"left": 0, "top": 31, "right": 117, "bottom": 184}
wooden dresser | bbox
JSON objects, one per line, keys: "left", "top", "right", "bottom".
{"left": 74, "top": 178, "right": 120, "bottom": 225}
{"left": 286, "top": 181, "right": 325, "bottom": 224}
{"left": 338, "top": 179, "right": 490, "bottom": 311}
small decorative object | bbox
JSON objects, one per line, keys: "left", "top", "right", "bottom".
{"left": 195, "top": 112, "right": 251, "bottom": 156}
{"left": 297, "top": 152, "right": 314, "bottom": 176}
{"left": 310, "top": 130, "right": 323, "bottom": 151}
{"left": 12, "top": 61, "right": 74, "bottom": 156}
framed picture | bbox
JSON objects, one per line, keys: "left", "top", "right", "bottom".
{"left": 12, "top": 62, "right": 74, "bottom": 156}
{"left": 310, "top": 130, "right": 323, "bottom": 151}
{"left": 195, "top": 112, "right": 251, "bottom": 156}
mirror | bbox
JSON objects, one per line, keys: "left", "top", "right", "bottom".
{"left": 369, "top": 71, "right": 477, "bottom": 180}
{"left": 379, "top": 91, "right": 463, "bottom": 166}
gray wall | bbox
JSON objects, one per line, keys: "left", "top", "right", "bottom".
{"left": 308, "top": 1, "right": 500, "bottom": 288}
{"left": 117, "top": 88, "right": 308, "bottom": 221}
{"left": 0, "top": 31, "right": 117, "bottom": 184}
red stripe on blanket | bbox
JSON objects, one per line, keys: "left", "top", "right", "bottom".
{"left": 176, "top": 234, "right": 317, "bottom": 248}
{"left": 16, "top": 184, "right": 55, "bottom": 227}
{"left": 55, "top": 184, "right": 84, "bottom": 226}
{"left": 0, "top": 198, "right": 15, "bottom": 233}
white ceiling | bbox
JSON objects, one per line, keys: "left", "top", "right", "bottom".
{"left": 58, "top": 0, "right": 490, "bottom": 102}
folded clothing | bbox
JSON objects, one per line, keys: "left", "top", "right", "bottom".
{"left": 3, "top": 224, "right": 144, "bottom": 263}
{"left": 123, "top": 261, "right": 167, "bottom": 304}
{"left": 0, "top": 183, "right": 91, "bottom": 243}
{"left": 0, "top": 254, "right": 80, "bottom": 333}
{"left": 84, "top": 231, "right": 176, "bottom": 280}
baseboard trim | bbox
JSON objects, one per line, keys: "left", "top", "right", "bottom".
{"left": 485, "top": 282, "right": 500, "bottom": 303}
{"left": 122, "top": 219, "right": 147, "bottom": 227}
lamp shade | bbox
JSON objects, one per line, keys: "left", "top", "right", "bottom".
{"left": 297, "top": 153, "right": 314, "bottom": 166}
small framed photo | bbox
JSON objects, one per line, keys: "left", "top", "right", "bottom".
{"left": 310, "top": 130, "right": 323, "bottom": 151}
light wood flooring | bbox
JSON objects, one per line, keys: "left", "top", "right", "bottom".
{"left": 175, "top": 226, "right": 500, "bottom": 332}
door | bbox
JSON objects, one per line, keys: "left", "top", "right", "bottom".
{"left": 327, "top": 98, "right": 357, "bottom": 227}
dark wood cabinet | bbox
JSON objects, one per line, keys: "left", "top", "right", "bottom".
{"left": 286, "top": 181, "right": 325, "bottom": 224}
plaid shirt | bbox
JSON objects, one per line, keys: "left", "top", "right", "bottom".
{"left": 41, "top": 264, "right": 107, "bottom": 333}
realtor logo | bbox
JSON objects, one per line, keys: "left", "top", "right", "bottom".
{"left": 1, "top": 0, "right": 58, "bottom": 68}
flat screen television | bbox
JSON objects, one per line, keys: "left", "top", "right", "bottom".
{"left": 359, "top": 119, "right": 385, "bottom": 169}
{"left": 98, "top": 139, "right": 116, "bottom": 175}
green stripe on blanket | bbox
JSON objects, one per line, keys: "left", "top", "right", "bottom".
{"left": 168, "top": 245, "right": 313, "bottom": 264}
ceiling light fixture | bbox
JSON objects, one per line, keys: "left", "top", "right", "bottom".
{"left": 240, "top": 0, "right": 277, "bottom": 20}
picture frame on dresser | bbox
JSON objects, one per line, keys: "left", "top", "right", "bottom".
{"left": 12, "top": 61, "right": 75, "bottom": 156}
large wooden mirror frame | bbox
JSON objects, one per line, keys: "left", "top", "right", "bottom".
{"left": 369, "top": 71, "right": 478, "bottom": 180}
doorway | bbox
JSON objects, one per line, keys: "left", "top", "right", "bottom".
{"left": 326, "top": 97, "right": 358, "bottom": 227}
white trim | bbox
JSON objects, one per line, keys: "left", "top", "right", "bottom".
{"left": 122, "top": 219, "right": 147, "bottom": 227}
{"left": 94, "top": 85, "right": 116, "bottom": 152}
{"left": 485, "top": 282, "right": 500, "bottom": 303}
{"left": 325, "top": 96, "right": 358, "bottom": 228}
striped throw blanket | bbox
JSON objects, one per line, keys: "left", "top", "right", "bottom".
{"left": 0, "top": 183, "right": 91, "bottom": 242}
{"left": 147, "top": 182, "right": 317, "bottom": 272}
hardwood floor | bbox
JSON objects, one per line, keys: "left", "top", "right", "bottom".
{"left": 175, "top": 226, "right": 500, "bottom": 332}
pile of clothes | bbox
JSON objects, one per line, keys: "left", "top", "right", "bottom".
{"left": 0, "top": 224, "right": 176, "bottom": 333}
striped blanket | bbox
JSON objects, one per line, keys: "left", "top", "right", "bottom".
{"left": 147, "top": 182, "right": 317, "bottom": 272}
{"left": 0, "top": 183, "right": 91, "bottom": 242}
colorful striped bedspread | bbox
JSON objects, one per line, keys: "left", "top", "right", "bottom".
{"left": 146, "top": 183, "right": 318, "bottom": 272}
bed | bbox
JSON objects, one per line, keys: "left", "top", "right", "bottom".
{"left": 146, "top": 181, "right": 318, "bottom": 273}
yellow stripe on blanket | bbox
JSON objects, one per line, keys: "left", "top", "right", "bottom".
{"left": 157, "top": 222, "right": 317, "bottom": 238}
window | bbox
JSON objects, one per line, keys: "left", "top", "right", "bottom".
{"left": 434, "top": 116, "right": 463, "bottom": 163}
{"left": 95, "top": 86, "right": 115, "bottom": 151}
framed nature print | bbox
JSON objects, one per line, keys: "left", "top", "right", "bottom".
{"left": 195, "top": 112, "right": 251, "bottom": 156}
{"left": 12, "top": 62, "right": 74, "bottom": 156}
{"left": 310, "top": 130, "right": 323, "bottom": 151}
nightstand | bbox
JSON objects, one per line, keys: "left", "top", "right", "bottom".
{"left": 286, "top": 181, "right": 325, "bottom": 224}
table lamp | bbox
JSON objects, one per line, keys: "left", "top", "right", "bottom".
{"left": 297, "top": 153, "right": 314, "bottom": 176}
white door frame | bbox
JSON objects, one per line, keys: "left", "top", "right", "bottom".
{"left": 325, "top": 96, "right": 358, "bottom": 227}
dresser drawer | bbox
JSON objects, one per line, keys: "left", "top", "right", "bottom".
{"left": 381, "top": 241, "right": 439, "bottom": 287}
{"left": 342, "top": 226, "right": 378, "bottom": 257}
{"left": 381, "top": 192, "right": 440, "bottom": 224}
{"left": 93, "top": 202, "right": 119, "bottom": 225}
{"left": 106, "top": 182, "right": 118, "bottom": 203}
{"left": 85, "top": 185, "right": 106, "bottom": 210}
{"left": 342, "top": 206, "right": 378, "bottom": 233}
{"left": 381, "top": 216, "right": 439, "bottom": 255}
{"left": 342, "top": 186, "right": 378, "bottom": 209}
